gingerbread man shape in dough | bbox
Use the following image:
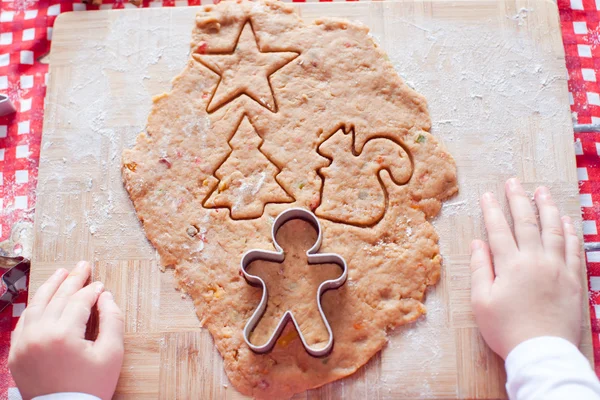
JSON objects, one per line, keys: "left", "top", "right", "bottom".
{"left": 241, "top": 208, "right": 347, "bottom": 356}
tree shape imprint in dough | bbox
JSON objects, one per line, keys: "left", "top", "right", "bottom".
{"left": 316, "top": 127, "right": 414, "bottom": 227}
{"left": 203, "top": 116, "right": 294, "bottom": 219}
{"left": 245, "top": 219, "right": 344, "bottom": 349}
{"left": 193, "top": 21, "right": 299, "bottom": 113}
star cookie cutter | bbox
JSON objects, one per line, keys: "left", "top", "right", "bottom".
{"left": 241, "top": 208, "right": 348, "bottom": 357}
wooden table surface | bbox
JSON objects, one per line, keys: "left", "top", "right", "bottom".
{"left": 32, "top": 1, "right": 591, "bottom": 398}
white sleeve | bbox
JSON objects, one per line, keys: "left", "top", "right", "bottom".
{"left": 505, "top": 336, "right": 600, "bottom": 400}
{"left": 33, "top": 394, "right": 100, "bottom": 400}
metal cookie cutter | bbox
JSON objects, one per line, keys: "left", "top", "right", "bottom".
{"left": 0, "top": 94, "right": 16, "bottom": 117}
{"left": 241, "top": 208, "right": 348, "bottom": 357}
{"left": 0, "top": 256, "right": 30, "bottom": 312}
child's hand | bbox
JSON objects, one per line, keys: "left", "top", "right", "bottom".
{"left": 471, "top": 178, "right": 583, "bottom": 360}
{"left": 8, "top": 261, "right": 125, "bottom": 400}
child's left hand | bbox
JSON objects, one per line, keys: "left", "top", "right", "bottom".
{"left": 8, "top": 261, "right": 124, "bottom": 400}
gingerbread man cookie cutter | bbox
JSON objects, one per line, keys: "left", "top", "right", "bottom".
{"left": 241, "top": 208, "right": 348, "bottom": 357}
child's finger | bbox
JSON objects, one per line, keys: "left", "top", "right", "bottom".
{"left": 535, "top": 187, "right": 565, "bottom": 261}
{"left": 505, "top": 178, "right": 541, "bottom": 251}
{"left": 562, "top": 216, "right": 582, "bottom": 275}
{"left": 25, "top": 268, "right": 68, "bottom": 321}
{"left": 481, "top": 192, "right": 517, "bottom": 272}
{"left": 60, "top": 281, "right": 105, "bottom": 337}
{"left": 44, "top": 261, "right": 92, "bottom": 320}
{"left": 470, "top": 240, "right": 494, "bottom": 306}
{"left": 94, "top": 292, "right": 124, "bottom": 359}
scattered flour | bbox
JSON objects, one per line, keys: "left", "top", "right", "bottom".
{"left": 38, "top": 12, "right": 192, "bottom": 243}
{"left": 508, "top": 8, "right": 533, "bottom": 26}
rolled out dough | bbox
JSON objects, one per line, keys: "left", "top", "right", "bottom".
{"left": 122, "top": 1, "right": 458, "bottom": 397}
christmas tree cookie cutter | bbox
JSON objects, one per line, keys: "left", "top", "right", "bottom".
{"left": 241, "top": 208, "right": 348, "bottom": 357}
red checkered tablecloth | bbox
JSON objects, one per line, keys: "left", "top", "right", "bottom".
{"left": 561, "top": 0, "right": 600, "bottom": 375}
{"left": 1, "top": 0, "right": 600, "bottom": 397}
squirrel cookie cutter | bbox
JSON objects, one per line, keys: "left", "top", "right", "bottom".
{"left": 240, "top": 208, "right": 348, "bottom": 357}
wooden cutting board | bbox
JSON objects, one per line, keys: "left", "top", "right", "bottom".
{"left": 32, "top": 1, "right": 592, "bottom": 398}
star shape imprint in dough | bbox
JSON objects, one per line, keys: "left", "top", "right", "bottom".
{"left": 194, "top": 22, "right": 299, "bottom": 113}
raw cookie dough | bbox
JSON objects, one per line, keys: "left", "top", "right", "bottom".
{"left": 122, "top": 1, "right": 458, "bottom": 398}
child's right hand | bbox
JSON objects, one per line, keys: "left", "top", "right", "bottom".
{"left": 471, "top": 178, "right": 584, "bottom": 359}
{"left": 8, "top": 261, "right": 125, "bottom": 400}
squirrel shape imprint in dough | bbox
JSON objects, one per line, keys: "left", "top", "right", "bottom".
{"left": 316, "top": 127, "right": 413, "bottom": 227}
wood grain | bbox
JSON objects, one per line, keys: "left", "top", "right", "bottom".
{"left": 32, "top": 1, "right": 591, "bottom": 398}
